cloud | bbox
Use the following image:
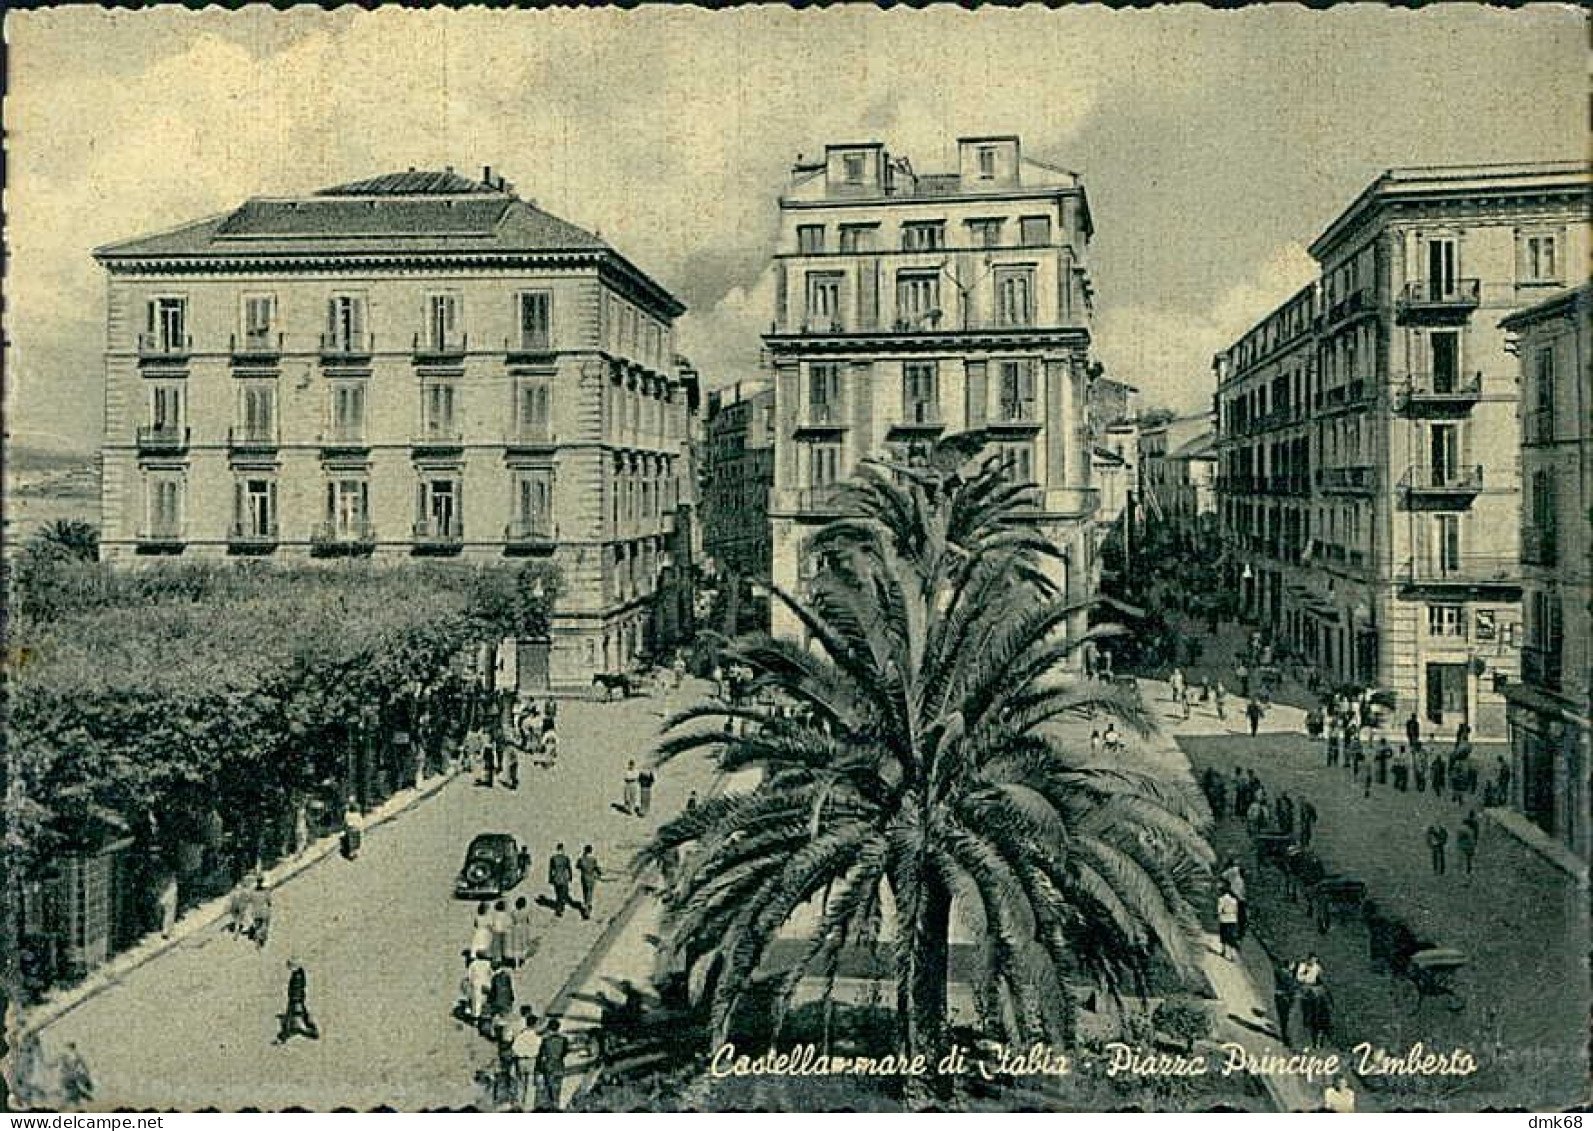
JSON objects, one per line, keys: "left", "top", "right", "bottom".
{"left": 1092, "top": 242, "right": 1318, "bottom": 414}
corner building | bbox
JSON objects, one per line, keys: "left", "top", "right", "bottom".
{"left": 94, "top": 169, "right": 693, "bottom": 687}
{"left": 1215, "top": 162, "right": 1590, "bottom": 740}
{"left": 763, "top": 136, "right": 1099, "bottom": 640}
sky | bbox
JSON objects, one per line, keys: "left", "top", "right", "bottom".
{"left": 4, "top": 5, "right": 1583, "bottom": 454}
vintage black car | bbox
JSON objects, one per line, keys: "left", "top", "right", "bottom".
{"left": 454, "top": 832, "right": 529, "bottom": 899}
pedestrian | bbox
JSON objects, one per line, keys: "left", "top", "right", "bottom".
{"left": 1237, "top": 662, "right": 1251, "bottom": 699}
{"left": 1457, "top": 820, "right": 1478, "bottom": 877}
{"left": 471, "top": 902, "right": 494, "bottom": 959}
{"left": 577, "top": 845, "right": 603, "bottom": 920}
{"left": 57, "top": 1043, "right": 93, "bottom": 1106}
{"left": 685, "top": 790, "right": 699, "bottom": 814}
{"left": 503, "top": 738, "right": 521, "bottom": 790}
{"left": 1323, "top": 1075, "right": 1357, "bottom": 1114}
{"left": 293, "top": 802, "right": 312, "bottom": 857}
{"left": 622, "top": 760, "right": 641, "bottom": 815}
{"left": 1392, "top": 745, "right": 1410, "bottom": 792}
{"left": 467, "top": 951, "right": 493, "bottom": 1023}
{"left": 672, "top": 651, "right": 687, "bottom": 689}
{"left": 156, "top": 872, "right": 180, "bottom": 939}
{"left": 1405, "top": 711, "right": 1421, "bottom": 753}
{"left": 1272, "top": 958, "right": 1296, "bottom": 1046}
{"left": 547, "top": 843, "right": 574, "bottom": 917}
{"left": 249, "top": 876, "right": 273, "bottom": 949}
{"left": 508, "top": 896, "right": 535, "bottom": 965}
{"left": 1180, "top": 686, "right": 1191, "bottom": 720}
{"left": 1299, "top": 798, "right": 1318, "bottom": 847}
{"left": 274, "top": 958, "right": 321, "bottom": 1044}
{"left": 1169, "top": 667, "right": 1186, "bottom": 704}
{"left": 1090, "top": 729, "right": 1103, "bottom": 757}
{"left": 534, "top": 1017, "right": 569, "bottom": 1111}
{"left": 511, "top": 1008, "right": 541, "bottom": 1110}
{"left": 1374, "top": 740, "right": 1391, "bottom": 786}
{"left": 490, "top": 900, "right": 514, "bottom": 963}
{"left": 637, "top": 766, "right": 656, "bottom": 816}
{"left": 1221, "top": 859, "right": 1248, "bottom": 940}
{"left": 488, "top": 961, "right": 516, "bottom": 1040}
{"left": 1432, "top": 751, "right": 1447, "bottom": 796}
{"left": 341, "top": 799, "right": 364, "bottom": 860}
{"left": 1426, "top": 823, "right": 1448, "bottom": 875}
{"left": 1214, "top": 681, "right": 1227, "bottom": 720}
{"left": 1325, "top": 727, "right": 1340, "bottom": 768}
{"left": 1102, "top": 722, "right": 1121, "bottom": 753}
{"left": 481, "top": 738, "right": 498, "bottom": 789}
{"left": 1216, "top": 887, "right": 1241, "bottom": 960}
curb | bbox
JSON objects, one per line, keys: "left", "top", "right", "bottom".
{"left": 19, "top": 766, "right": 465, "bottom": 1036}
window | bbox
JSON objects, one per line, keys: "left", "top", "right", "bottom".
{"left": 998, "top": 359, "right": 1038, "bottom": 421}
{"left": 234, "top": 478, "right": 277, "bottom": 538}
{"left": 1529, "top": 468, "right": 1559, "bottom": 563}
{"left": 516, "top": 374, "right": 552, "bottom": 440}
{"left": 145, "top": 297, "right": 187, "bottom": 353}
{"left": 843, "top": 154, "right": 866, "bottom": 184}
{"left": 426, "top": 293, "right": 460, "bottom": 351}
{"left": 1019, "top": 216, "right": 1052, "bottom": 246}
{"left": 512, "top": 470, "right": 555, "bottom": 538}
{"left": 978, "top": 146, "right": 997, "bottom": 179}
{"left": 967, "top": 218, "right": 1004, "bottom": 249}
{"left": 994, "top": 267, "right": 1035, "bottom": 326}
{"left": 146, "top": 474, "right": 184, "bottom": 537}
{"left": 422, "top": 381, "right": 457, "bottom": 439}
{"left": 839, "top": 225, "right": 876, "bottom": 254}
{"left": 1522, "top": 234, "right": 1560, "bottom": 283}
{"left": 900, "top": 222, "right": 946, "bottom": 252}
{"left": 417, "top": 477, "right": 461, "bottom": 537}
{"left": 331, "top": 381, "right": 366, "bottom": 442}
{"left": 1427, "top": 604, "right": 1466, "bottom": 638}
{"left": 1428, "top": 423, "right": 1459, "bottom": 484}
{"left": 517, "top": 292, "right": 552, "bottom": 351}
{"left": 797, "top": 225, "right": 826, "bottom": 254}
{"left": 242, "top": 294, "right": 276, "bottom": 350}
{"left": 805, "top": 273, "right": 842, "bottom": 330}
{"left": 902, "top": 362, "right": 939, "bottom": 424}
{"left": 1425, "top": 238, "right": 1458, "bottom": 298}
{"left": 150, "top": 383, "right": 184, "bottom": 434}
{"left": 896, "top": 272, "right": 940, "bottom": 328}
{"left": 1528, "top": 347, "right": 1556, "bottom": 444}
{"left": 327, "top": 478, "right": 369, "bottom": 536}
{"left": 808, "top": 362, "right": 842, "bottom": 423}
{"left": 1428, "top": 330, "right": 1459, "bottom": 392}
{"left": 238, "top": 382, "right": 275, "bottom": 443}
{"left": 999, "top": 442, "right": 1035, "bottom": 484}
{"left": 1433, "top": 513, "right": 1461, "bottom": 574}
{"left": 809, "top": 443, "right": 842, "bottom": 488}
{"left": 325, "top": 295, "right": 366, "bottom": 352}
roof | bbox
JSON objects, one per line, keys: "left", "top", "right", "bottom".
{"left": 1500, "top": 282, "right": 1591, "bottom": 331}
{"left": 1166, "top": 431, "right": 1218, "bottom": 461}
{"left": 316, "top": 170, "right": 502, "bottom": 196}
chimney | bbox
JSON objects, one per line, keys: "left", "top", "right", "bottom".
{"left": 445, "top": 164, "right": 455, "bottom": 175}
{"left": 483, "top": 164, "right": 493, "bottom": 187}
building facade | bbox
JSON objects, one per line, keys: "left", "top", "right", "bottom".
{"left": 1215, "top": 162, "right": 1590, "bottom": 739}
{"left": 763, "top": 136, "right": 1100, "bottom": 639}
{"left": 702, "top": 380, "right": 776, "bottom": 584}
{"left": 1139, "top": 411, "right": 1215, "bottom": 547}
{"left": 93, "top": 168, "right": 695, "bottom": 686}
{"left": 1501, "top": 284, "right": 1590, "bottom": 865}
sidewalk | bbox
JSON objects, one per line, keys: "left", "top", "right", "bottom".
{"left": 20, "top": 765, "right": 463, "bottom": 1036}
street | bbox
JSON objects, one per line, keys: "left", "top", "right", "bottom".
{"left": 35, "top": 683, "right": 721, "bottom": 1110}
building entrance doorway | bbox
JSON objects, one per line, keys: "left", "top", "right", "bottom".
{"left": 1424, "top": 661, "right": 1468, "bottom": 727}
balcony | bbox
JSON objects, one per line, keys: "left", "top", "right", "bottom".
{"left": 1316, "top": 465, "right": 1377, "bottom": 495}
{"left": 1395, "top": 371, "right": 1483, "bottom": 415}
{"left": 1399, "top": 554, "right": 1519, "bottom": 594}
{"left": 886, "top": 402, "right": 944, "bottom": 440}
{"left": 504, "top": 518, "right": 558, "bottom": 555}
{"left": 988, "top": 400, "right": 1041, "bottom": 435}
{"left": 413, "top": 331, "right": 468, "bottom": 364}
{"left": 797, "top": 485, "right": 849, "bottom": 515}
{"left": 1520, "top": 643, "right": 1564, "bottom": 692}
{"left": 505, "top": 334, "right": 553, "bottom": 361}
{"left": 227, "top": 522, "right": 279, "bottom": 555}
{"left": 227, "top": 426, "right": 278, "bottom": 455}
{"left": 136, "top": 425, "right": 190, "bottom": 455}
{"left": 411, "top": 427, "right": 464, "bottom": 457}
{"left": 1321, "top": 288, "right": 1374, "bottom": 331}
{"left": 310, "top": 521, "right": 376, "bottom": 556}
{"left": 1399, "top": 464, "right": 1483, "bottom": 507}
{"left": 1395, "top": 278, "right": 1481, "bottom": 323}
{"left": 1521, "top": 524, "right": 1559, "bottom": 567}
{"left": 135, "top": 528, "right": 186, "bottom": 554}
{"left": 230, "top": 331, "right": 283, "bottom": 364}
{"left": 137, "top": 333, "right": 192, "bottom": 365}
{"left": 319, "top": 333, "right": 375, "bottom": 362}
{"left": 1320, "top": 380, "right": 1369, "bottom": 414}
{"left": 320, "top": 430, "right": 370, "bottom": 457}
{"left": 1523, "top": 408, "right": 1557, "bottom": 446}
{"left": 793, "top": 402, "right": 847, "bottom": 438}
{"left": 504, "top": 425, "right": 557, "bottom": 454}
{"left": 411, "top": 518, "right": 464, "bottom": 555}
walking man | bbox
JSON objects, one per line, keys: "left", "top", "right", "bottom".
{"left": 637, "top": 766, "right": 656, "bottom": 816}
{"left": 1426, "top": 823, "right": 1448, "bottom": 876}
{"left": 534, "top": 1017, "right": 570, "bottom": 1111}
{"left": 1298, "top": 798, "right": 1318, "bottom": 847}
{"left": 341, "top": 799, "right": 364, "bottom": 860}
{"left": 1405, "top": 711, "right": 1421, "bottom": 753}
{"left": 275, "top": 958, "right": 320, "bottom": 1043}
{"left": 1216, "top": 887, "right": 1241, "bottom": 960}
{"left": 511, "top": 1009, "right": 541, "bottom": 1110}
{"left": 1246, "top": 698, "right": 1263, "bottom": 737}
{"left": 622, "top": 760, "right": 641, "bottom": 815}
{"left": 577, "top": 845, "right": 603, "bottom": 921}
{"left": 547, "top": 843, "right": 574, "bottom": 917}
{"left": 156, "top": 872, "right": 179, "bottom": 939}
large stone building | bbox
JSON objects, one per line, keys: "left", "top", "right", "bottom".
{"left": 1501, "top": 283, "right": 1590, "bottom": 865}
{"left": 1139, "top": 411, "right": 1216, "bottom": 548}
{"left": 762, "top": 136, "right": 1100, "bottom": 638}
{"left": 1214, "top": 161, "right": 1590, "bottom": 739}
{"left": 702, "top": 380, "right": 775, "bottom": 584}
{"left": 93, "top": 168, "right": 696, "bottom": 686}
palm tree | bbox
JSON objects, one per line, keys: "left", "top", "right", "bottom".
{"left": 644, "top": 437, "right": 1213, "bottom": 1074}
{"left": 26, "top": 518, "right": 99, "bottom": 563}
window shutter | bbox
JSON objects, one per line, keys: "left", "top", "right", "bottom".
{"left": 416, "top": 481, "right": 427, "bottom": 523}
{"left": 326, "top": 298, "right": 338, "bottom": 340}
{"left": 326, "top": 481, "right": 336, "bottom": 521}
{"left": 858, "top": 260, "right": 878, "bottom": 329}
{"left": 233, "top": 482, "right": 244, "bottom": 531}
{"left": 965, "top": 361, "right": 987, "bottom": 426}
{"left": 359, "top": 482, "right": 369, "bottom": 522}
{"left": 267, "top": 482, "right": 278, "bottom": 528}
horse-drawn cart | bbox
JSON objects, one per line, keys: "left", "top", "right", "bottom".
{"left": 1396, "top": 947, "right": 1468, "bottom": 1013}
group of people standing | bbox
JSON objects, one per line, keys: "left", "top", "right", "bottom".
{"left": 467, "top": 696, "right": 561, "bottom": 790}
